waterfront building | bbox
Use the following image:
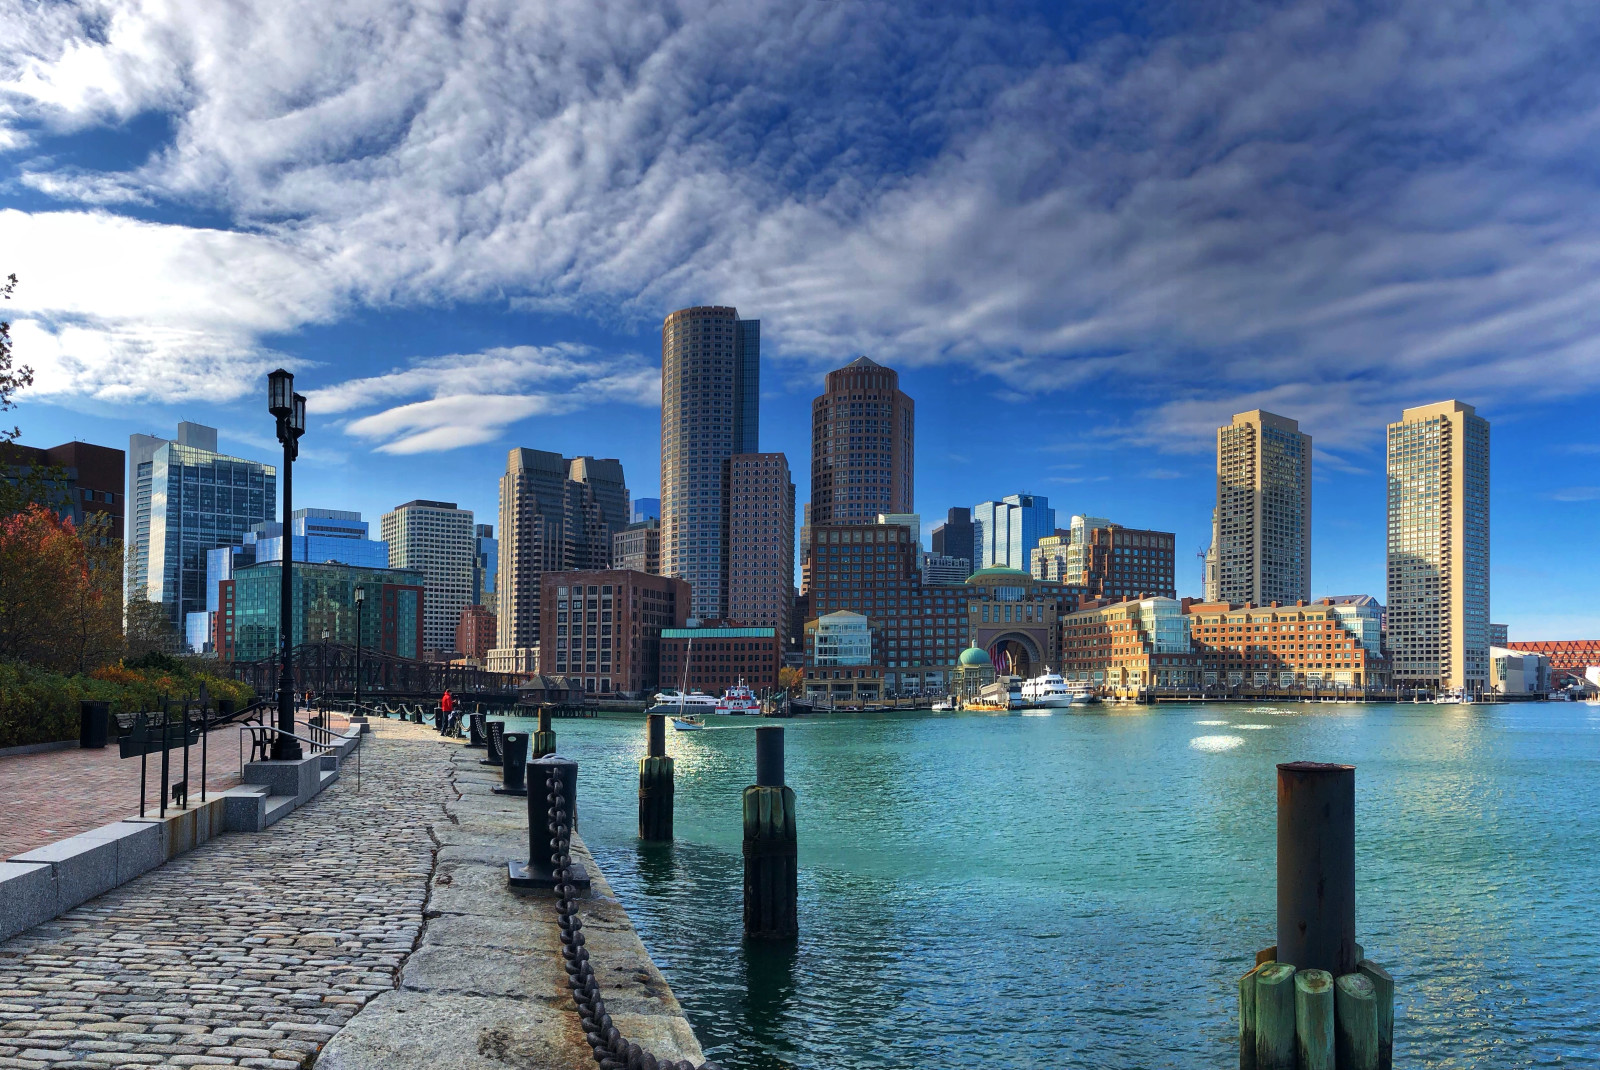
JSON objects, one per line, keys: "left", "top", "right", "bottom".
{"left": 218, "top": 560, "right": 423, "bottom": 662}
{"left": 1080, "top": 525, "right": 1176, "bottom": 600}
{"left": 951, "top": 643, "right": 996, "bottom": 700}
{"left": 539, "top": 570, "right": 689, "bottom": 695}
{"left": 801, "top": 611, "right": 880, "bottom": 704}
{"left": 660, "top": 624, "right": 781, "bottom": 695}
{"left": 1503, "top": 640, "right": 1600, "bottom": 691}
{"left": 1386, "top": 400, "right": 1491, "bottom": 694}
{"left": 612, "top": 518, "right": 661, "bottom": 574}
{"left": 1206, "top": 410, "right": 1311, "bottom": 606}
{"left": 920, "top": 553, "right": 971, "bottom": 586}
{"left": 127, "top": 422, "right": 276, "bottom": 631}
{"left": 1061, "top": 597, "right": 1200, "bottom": 691}
{"left": 1489, "top": 646, "right": 1549, "bottom": 696}
{"left": 2, "top": 439, "right": 125, "bottom": 538}
{"left": 929, "top": 507, "right": 975, "bottom": 577}
{"left": 456, "top": 603, "right": 497, "bottom": 662}
{"left": 1322, "top": 594, "right": 1385, "bottom": 658}
{"left": 473, "top": 524, "right": 498, "bottom": 615}
{"left": 1184, "top": 598, "right": 1388, "bottom": 689}
{"left": 809, "top": 356, "right": 914, "bottom": 526}
{"left": 497, "top": 448, "right": 630, "bottom": 652}
{"left": 973, "top": 494, "right": 1056, "bottom": 571}
{"left": 632, "top": 498, "right": 661, "bottom": 524}
{"left": 964, "top": 566, "right": 1087, "bottom": 680}
{"left": 1489, "top": 623, "right": 1508, "bottom": 647}
{"left": 728, "top": 453, "right": 795, "bottom": 643}
{"left": 381, "top": 500, "right": 474, "bottom": 657}
{"left": 660, "top": 305, "right": 760, "bottom": 621}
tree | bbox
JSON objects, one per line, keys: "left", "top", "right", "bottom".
{"left": 0, "top": 273, "right": 23, "bottom": 446}
{"left": 0, "top": 505, "right": 123, "bottom": 673}
{"left": 124, "top": 584, "right": 182, "bottom": 659}
{"left": 0, "top": 273, "right": 64, "bottom": 517}
{"left": 778, "top": 665, "right": 803, "bottom": 694}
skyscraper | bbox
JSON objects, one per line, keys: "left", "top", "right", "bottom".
{"left": 127, "top": 422, "right": 276, "bottom": 629}
{"left": 631, "top": 498, "right": 661, "bottom": 524}
{"left": 1208, "top": 410, "right": 1311, "bottom": 606}
{"left": 381, "top": 500, "right": 475, "bottom": 656}
{"left": 497, "top": 448, "right": 629, "bottom": 651}
{"left": 809, "top": 356, "right": 914, "bottom": 525}
{"left": 473, "top": 523, "right": 497, "bottom": 614}
{"left": 1386, "top": 401, "right": 1490, "bottom": 694}
{"left": 973, "top": 493, "right": 1056, "bottom": 571}
{"left": 659, "top": 305, "right": 761, "bottom": 620}
{"left": 727, "top": 453, "right": 795, "bottom": 641}
{"left": 929, "top": 507, "right": 974, "bottom": 577}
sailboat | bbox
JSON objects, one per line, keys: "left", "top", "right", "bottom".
{"left": 672, "top": 637, "right": 705, "bottom": 731}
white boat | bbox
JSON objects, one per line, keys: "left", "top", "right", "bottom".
{"left": 1018, "top": 670, "right": 1095, "bottom": 708}
{"left": 716, "top": 681, "right": 761, "bottom": 716}
{"left": 647, "top": 691, "right": 717, "bottom": 715}
{"left": 1432, "top": 690, "right": 1473, "bottom": 704}
{"left": 672, "top": 714, "right": 705, "bottom": 731}
{"left": 930, "top": 699, "right": 955, "bottom": 712}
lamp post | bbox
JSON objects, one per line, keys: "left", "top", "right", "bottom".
{"left": 268, "top": 369, "right": 306, "bottom": 760}
{"left": 354, "top": 586, "right": 365, "bottom": 708}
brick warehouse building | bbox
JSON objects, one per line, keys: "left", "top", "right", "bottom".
{"left": 660, "top": 625, "right": 781, "bottom": 694}
{"left": 538, "top": 570, "right": 689, "bottom": 696}
{"left": 1184, "top": 598, "right": 1390, "bottom": 689}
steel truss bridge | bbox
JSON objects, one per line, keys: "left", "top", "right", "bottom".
{"left": 226, "top": 641, "right": 521, "bottom": 704}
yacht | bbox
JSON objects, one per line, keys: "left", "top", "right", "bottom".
{"left": 646, "top": 690, "right": 718, "bottom": 715}
{"left": 1019, "top": 670, "right": 1096, "bottom": 708}
{"left": 716, "top": 681, "right": 761, "bottom": 716}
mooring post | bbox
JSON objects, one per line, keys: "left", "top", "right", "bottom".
{"left": 638, "top": 713, "right": 674, "bottom": 842}
{"left": 508, "top": 754, "right": 590, "bottom": 890}
{"left": 743, "top": 724, "right": 797, "bottom": 941}
{"left": 1277, "top": 762, "right": 1356, "bottom": 976}
{"left": 480, "top": 720, "right": 506, "bottom": 766}
{"left": 467, "top": 710, "right": 487, "bottom": 749}
{"left": 1294, "top": 969, "right": 1335, "bottom": 1070}
{"left": 532, "top": 706, "right": 556, "bottom": 759}
{"left": 495, "top": 732, "right": 529, "bottom": 796}
{"left": 1254, "top": 962, "right": 1296, "bottom": 1070}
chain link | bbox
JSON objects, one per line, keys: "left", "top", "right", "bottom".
{"left": 547, "top": 767, "right": 724, "bottom": 1070}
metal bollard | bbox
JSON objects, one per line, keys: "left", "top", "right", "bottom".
{"left": 467, "top": 711, "right": 487, "bottom": 749}
{"left": 479, "top": 720, "right": 505, "bottom": 766}
{"left": 494, "top": 732, "right": 530, "bottom": 796}
{"left": 532, "top": 706, "right": 556, "bottom": 759}
{"left": 509, "top": 755, "right": 591, "bottom": 891}
{"left": 743, "top": 724, "right": 797, "bottom": 940}
{"left": 638, "top": 714, "right": 673, "bottom": 842}
{"left": 433, "top": 706, "right": 445, "bottom": 733}
{"left": 1277, "top": 762, "right": 1356, "bottom": 976}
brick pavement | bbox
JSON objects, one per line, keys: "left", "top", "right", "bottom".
{"left": 0, "top": 718, "right": 447, "bottom": 1070}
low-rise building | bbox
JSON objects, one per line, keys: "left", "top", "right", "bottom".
{"left": 539, "top": 570, "right": 689, "bottom": 697}
{"left": 660, "top": 624, "right": 782, "bottom": 695}
{"left": 1061, "top": 596, "right": 1199, "bottom": 691}
{"left": 1322, "top": 594, "right": 1386, "bottom": 659}
{"left": 1184, "top": 598, "right": 1389, "bottom": 689}
{"left": 1489, "top": 646, "right": 1549, "bottom": 696}
{"left": 801, "top": 610, "right": 881, "bottom": 704}
{"left": 219, "top": 560, "right": 424, "bottom": 662}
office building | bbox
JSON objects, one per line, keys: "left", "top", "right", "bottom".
{"left": 632, "top": 498, "right": 661, "bottom": 524}
{"left": 474, "top": 524, "right": 498, "bottom": 615}
{"left": 1323, "top": 594, "right": 1385, "bottom": 659}
{"left": 1489, "top": 623, "right": 1508, "bottom": 647}
{"left": 613, "top": 518, "right": 661, "bottom": 575}
{"left": 661, "top": 624, "right": 782, "bottom": 695}
{"left": 920, "top": 553, "right": 971, "bottom": 586}
{"left": 456, "top": 603, "right": 497, "bottom": 662}
{"left": 1030, "top": 530, "right": 1071, "bottom": 582}
{"left": 801, "top": 611, "right": 879, "bottom": 704}
{"left": 1489, "top": 646, "right": 1549, "bottom": 696}
{"left": 127, "top": 422, "right": 276, "bottom": 629}
{"left": 540, "top": 570, "right": 689, "bottom": 695}
{"left": 728, "top": 453, "right": 795, "bottom": 641}
{"left": 1504, "top": 640, "right": 1600, "bottom": 681}
{"left": 496, "top": 448, "right": 629, "bottom": 653}
{"left": 1061, "top": 597, "right": 1200, "bottom": 691}
{"left": 876, "top": 513, "right": 921, "bottom": 548}
{"left": 2, "top": 439, "right": 125, "bottom": 538}
{"left": 929, "top": 507, "right": 974, "bottom": 576}
{"left": 660, "top": 305, "right": 761, "bottom": 620}
{"left": 1207, "top": 410, "right": 1311, "bottom": 606}
{"left": 809, "top": 356, "right": 914, "bottom": 525}
{"left": 1185, "top": 599, "right": 1388, "bottom": 689}
{"left": 1386, "top": 400, "right": 1490, "bottom": 693}
{"left": 381, "top": 500, "right": 475, "bottom": 656}
{"left": 973, "top": 493, "right": 1056, "bottom": 571}
{"left": 1080, "top": 524, "right": 1176, "bottom": 600}
{"left": 218, "top": 560, "right": 423, "bottom": 662}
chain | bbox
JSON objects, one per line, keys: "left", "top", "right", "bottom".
{"left": 546, "top": 767, "right": 723, "bottom": 1070}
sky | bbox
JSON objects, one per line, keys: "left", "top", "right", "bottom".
{"left": 3, "top": 0, "right": 1598, "bottom": 639}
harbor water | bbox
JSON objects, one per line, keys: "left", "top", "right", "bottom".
{"left": 515, "top": 702, "right": 1600, "bottom": 1068}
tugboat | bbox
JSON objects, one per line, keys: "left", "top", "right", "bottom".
{"left": 716, "top": 680, "right": 761, "bottom": 716}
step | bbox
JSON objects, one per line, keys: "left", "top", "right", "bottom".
{"left": 263, "top": 795, "right": 297, "bottom": 827}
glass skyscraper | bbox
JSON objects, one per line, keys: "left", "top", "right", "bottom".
{"left": 220, "top": 560, "right": 424, "bottom": 662}
{"left": 972, "top": 494, "right": 1056, "bottom": 571}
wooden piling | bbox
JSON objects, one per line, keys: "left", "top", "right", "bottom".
{"left": 1334, "top": 973, "right": 1379, "bottom": 1070}
{"left": 1238, "top": 962, "right": 1269, "bottom": 1070}
{"left": 532, "top": 706, "right": 556, "bottom": 759}
{"left": 1358, "top": 960, "right": 1394, "bottom": 1070}
{"left": 1293, "top": 969, "right": 1334, "bottom": 1070}
{"left": 1253, "top": 962, "right": 1296, "bottom": 1070}
{"left": 638, "top": 715, "right": 673, "bottom": 842}
{"left": 743, "top": 725, "right": 797, "bottom": 941}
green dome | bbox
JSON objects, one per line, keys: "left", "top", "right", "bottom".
{"left": 965, "top": 566, "right": 1032, "bottom": 583}
{"left": 958, "top": 643, "right": 993, "bottom": 667}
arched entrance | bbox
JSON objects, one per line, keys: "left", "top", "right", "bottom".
{"left": 988, "top": 632, "right": 1042, "bottom": 678}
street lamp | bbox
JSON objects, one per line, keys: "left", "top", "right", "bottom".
{"left": 268, "top": 369, "right": 306, "bottom": 760}
{"left": 354, "top": 586, "right": 365, "bottom": 708}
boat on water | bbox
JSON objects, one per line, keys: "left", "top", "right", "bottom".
{"left": 1018, "top": 670, "right": 1096, "bottom": 708}
{"left": 1432, "top": 690, "right": 1476, "bottom": 705}
{"left": 930, "top": 699, "right": 956, "bottom": 712}
{"left": 646, "top": 690, "right": 718, "bottom": 716}
{"left": 716, "top": 681, "right": 761, "bottom": 716}
{"left": 672, "top": 714, "right": 705, "bottom": 731}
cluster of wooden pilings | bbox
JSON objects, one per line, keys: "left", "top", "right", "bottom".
{"left": 1241, "top": 762, "right": 1394, "bottom": 1070}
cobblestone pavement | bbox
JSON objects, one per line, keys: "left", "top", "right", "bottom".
{"left": 0, "top": 718, "right": 449, "bottom": 1070}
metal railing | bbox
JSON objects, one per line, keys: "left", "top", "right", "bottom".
{"left": 237, "top": 722, "right": 361, "bottom": 793}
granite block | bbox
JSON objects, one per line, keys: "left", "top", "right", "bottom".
{"left": 0, "top": 861, "right": 56, "bottom": 940}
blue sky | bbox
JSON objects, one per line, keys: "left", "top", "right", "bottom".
{"left": 3, "top": 0, "right": 1598, "bottom": 638}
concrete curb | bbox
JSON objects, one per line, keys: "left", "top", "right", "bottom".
{"left": 0, "top": 725, "right": 363, "bottom": 942}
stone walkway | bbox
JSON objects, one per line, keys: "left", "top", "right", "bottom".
{"left": 0, "top": 719, "right": 445, "bottom": 1069}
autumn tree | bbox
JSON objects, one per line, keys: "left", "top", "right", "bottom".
{"left": 778, "top": 665, "right": 803, "bottom": 694}
{"left": 0, "top": 505, "right": 123, "bottom": 673}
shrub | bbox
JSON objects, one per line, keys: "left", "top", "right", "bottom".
{"left": 0, "top": 659, "right": 254, "bottom": 749}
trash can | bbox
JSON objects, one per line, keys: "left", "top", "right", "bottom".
{"left": 79, "top": 700, "right": 111, "bottom": 749}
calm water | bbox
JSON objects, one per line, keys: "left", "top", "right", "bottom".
{"left": 508, "top": 702, "right": 1600, "bottom": 1068}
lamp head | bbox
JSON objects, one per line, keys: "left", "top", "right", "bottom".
{"left": 268, "top": 369, "right": 294, "bottom": 416}
{"left": 290, "top": 393, "right": 307, "bottom": 437}
{"left": 354, "top": 586, "right": 366, "bottom": 604}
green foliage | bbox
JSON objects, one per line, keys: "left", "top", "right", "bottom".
{"left": 124, "top": 650, "right": 186, "bottom": 674}
{"left": 0, "top": 658, "right": 255, "bottom": 750}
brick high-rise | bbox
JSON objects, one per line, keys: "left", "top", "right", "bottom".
{"left": 809, "top": 356, "right": 914, "bottom": 525}
{"left": 727, "top": 453, "right": 795, "bottom": 641}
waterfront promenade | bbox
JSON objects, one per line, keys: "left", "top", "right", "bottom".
{"left": 0, "top": 718, "right": 703, "bottom": 1069}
